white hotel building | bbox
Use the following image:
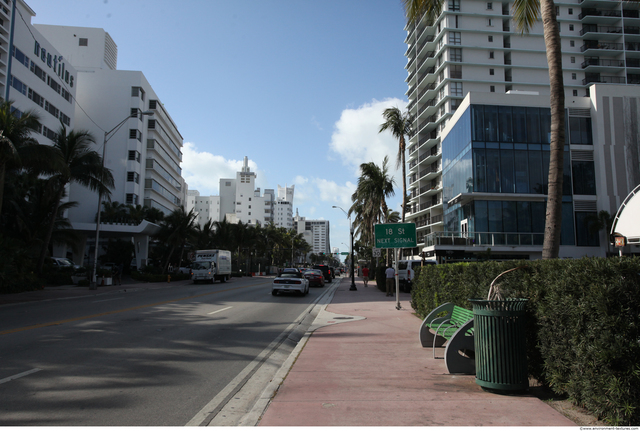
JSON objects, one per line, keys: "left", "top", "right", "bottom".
{"left": 13, "top": 20, "right": 187, "bottom": 267}
{"left": 3, "top": 0, "right": 77, "bottom": 145}
{"left": 404, "top": 0, "right": 640, "bottom": 261}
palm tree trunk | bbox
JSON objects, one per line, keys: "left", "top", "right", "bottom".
{"left": 540, "top": 0, "right": 565, "bottom": 260}
{"left": 36, "top": 183, "right": 66, "bottom": 274}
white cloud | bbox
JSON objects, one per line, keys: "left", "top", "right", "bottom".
{"left": 328, "top": 98, "right": 408, "bottom": 179}
{"left": 182, "top": 142, "right": 265, "bottom": 195}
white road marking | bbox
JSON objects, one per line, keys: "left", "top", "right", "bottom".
{"left": 92, "top": 297, "right": 124, "bottom": 303}
{"left": 208, "top": 306, "right": 233, "bottom": 315}
{"left": 0, "top": 368, "right": 42, "bottom": 385}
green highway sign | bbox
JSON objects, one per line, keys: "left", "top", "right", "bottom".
{"left": 340, "top": 252, "right": 350, "bottom": 255}
{"left": 374, "top": 223, "right": 417, "bottom": 249}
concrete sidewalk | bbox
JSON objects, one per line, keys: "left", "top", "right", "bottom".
{"left": 258, "top": 277, "right": 575, "bottom": 427}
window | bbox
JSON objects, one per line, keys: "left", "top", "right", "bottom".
{"left": 568, "top": 8, "right": 573, "bottom": 14}
{"left": 572, "top": 73, "right": 577, "bottom": 80}
{"left": 128, "top": 150, "right": 141, "bottom": 162}
{"left": 450, "top": 82, "right": 463, "bottom": 96}
{"left": 131, "top": 108, "right": 139, "bottom": 118}
{"left": 569, "top": 24, "right": 574, "bottom": 31}
{"left": 448, "top": 0, "right": 460, "bottom": 11}
{"left": 489, "top": 51, "right": 495, "bottom": 59}
{"left": 79, "top": 38, "right": 88, "bottom": 46}
{"left": 127, "top": 172, "right": 140, "bottom": 183}
{"left": 490, "top": 85, "right": 496, "bottom": 92}
{"left": 450, "top": 31, "right": 461, "bottom": 45}
{"left": 47, "top": 76, "right": 62, "bottom": 94}
{"left": 570, "top": 56, "right": 575, "bottom": 64}
{"left": 126, "top": 193, "right": 138, "bottom": 205}
{"left": 131, "top": 86, "right": 145, "bottom": 100}
{"left": 129, "top": 129, "right": 142, "bottom": 141}
{"left": 450, "top": 64, "right": 462, "bottom": 79}
{"left": 450, "top": 48, "right": 462, "bottom": 62}
{"left": 30, "top": 61, "right": 46, "bottom": 82}
{"left": 555, "top": 6, "right": 559, "bottom": 15}
{"left": 148, "top": 119, "right": 156, "bottom": 129}
{"left": 44, "top": 101, "right": 59, "bottom": 118}
{"left": 569, "top": 117, "right": 593, "bottom": 144}
{"left": 489, "top": 68, "right": 495, "bottom": 75}
{"left": 28, "top": 88, "right": 44, "bottom": 107}
{"left": 572, "top": 161, "right": 596, "bottom": 195}
{"left": 12, "top": 46, "right": 30, "bottom": 68}
{"left": 575, "top": 212, "right": 599, "bottom": 246}
{"left": 488, "top": 35, "right": 493, "bottom": 42}
{"left": 60, "top": 112, "right": 71, "bottom": 127}
{"left": 487, "top": 2, "right": 493, "bottom": 9}
{"left": 487, "top": 18, "right": 493, "bottom": 26}
{"left": 10, "top": 75, "right": 27, "bottom": 95}
{"left": 570, "top": 40, "right": 575, "bottom": 47}
{"left": 573, "top": 89, "right": 578, "bottom": 96}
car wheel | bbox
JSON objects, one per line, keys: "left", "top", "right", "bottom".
{"left": 272, "top": 290, "right": 278, "bottom": 296}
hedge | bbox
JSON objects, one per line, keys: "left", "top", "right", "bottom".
{"left": 410, "top": 257, "right": 640, "bottom": 426}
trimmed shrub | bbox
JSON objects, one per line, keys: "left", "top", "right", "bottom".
{"left": 410, "top": 257, "right": 640, "bottom": 425}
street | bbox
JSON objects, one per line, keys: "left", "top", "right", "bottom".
{"left": 0, "top": 276, "right": 336, "bottom": 426}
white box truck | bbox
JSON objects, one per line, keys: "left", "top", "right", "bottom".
{"left": 191, "top": 249, "right": 232, "bottom": 283}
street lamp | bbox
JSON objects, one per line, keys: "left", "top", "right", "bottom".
{"left": 332, "top": 205, "right": 356, "bottom": 291}
{"left": 90, "top": 109, "right": 154, "bottom": 289}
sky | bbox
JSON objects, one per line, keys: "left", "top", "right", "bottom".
{"left": 26, "top": 0, "right": 411, "bottom": 259}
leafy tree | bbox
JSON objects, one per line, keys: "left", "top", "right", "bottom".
{"left": 156, "top": 206, "right": 198, "bottom": 272}
{"left": 36, "top": 126, "right": 114, "bottom": 274}
{"left": 379, "top": 106, "right": 413, "bottom": 222}
{"left": 403, "top": 0, "right": 565, "bottom": 258}
{"left": 0, "top": 100, "right": 44, "bottom": 218}
{"left": 349, "top": 156, "right": 396, "bottom": 246}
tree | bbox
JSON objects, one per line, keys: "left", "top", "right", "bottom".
{"left": 36, "top": 126, "right": 115, "bottom": 274}
{"left": 403, "top": 0, "right": 565, "bottom": 259}
{"left": 349, "top": 157, "right": 396, "bottom": 245}
{"left": 379, "top": 106, "right": 413, "bottom": 222}
{"left": 156, "top": 206, "right": 198, "bottom": 272}
{"left": 0, "top": 100, "right": 43, "bottom": 217}
{"left": 586, "top": 210, "right": 614, "bottom": 254}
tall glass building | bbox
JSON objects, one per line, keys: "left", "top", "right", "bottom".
{"left": 404, "top": 0, "right": 640, "bottom": 261}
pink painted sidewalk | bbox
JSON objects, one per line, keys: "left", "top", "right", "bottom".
{"left": 259, "top": 276, "right": 575, "bottom": 427}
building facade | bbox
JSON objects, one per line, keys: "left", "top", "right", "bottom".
{"left": 294, "top": 210, "right": 331, "bottom": 256}
{"left": 4, "top": 1, "right": 78, "bottom": 146}
{"left": 404, "top": 0, "right": 640, "bottom": 260}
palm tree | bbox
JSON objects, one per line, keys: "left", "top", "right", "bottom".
{"left": 36, "top": 126, "right": 115, "bottom": 274}
{"left": 0, "top": 100, "right": 43, "bottom": 217}
{"left": 379, "top": 107, "right": 413, "bottom": 222}
{"left": 403, "top": 0, "right": 565, "bottom": 259}
{"left": 349, "top": 157, "right": 396, "bottom": 245}
{"left": 157, "top": 206, "right": 198, "bottom": 272}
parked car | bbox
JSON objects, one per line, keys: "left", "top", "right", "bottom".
{"left": 272, "top": 268, "right": 309, "bottom": 296}
{"left": 398, "top": 259, "right": 436, "bottom": 292}
{"left": 303, "top": 269, "right": 325, "bottom": 287}
{"left": 50, "top": 257, "right": 82, "bottom": 270}
{"left": 313, "top": 264, "right": 333, "bottom": 282}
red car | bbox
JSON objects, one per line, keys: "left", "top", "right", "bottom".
{"left": 303, "top": 269, "right": 325, "bottom": 287}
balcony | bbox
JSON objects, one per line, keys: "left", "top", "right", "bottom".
{"left": 580, "top": 41, "right": 624, "bottom": 52}
{"left": 580, "top": 25, "right": 622, "bottom": 36}
{"left": 627, "top": 74, "right": 640, "bottom": 84}
{"left": 582, "top": 75, "right": 626, "bottom": 85}
{"left": 581, "top": 57, "right": 625, "bottom": 68}
{"left": 578, "top": 8, "right": 621, "bottom": 20}
{"left": 423, "top": 231, "right": 544, "bottom": 247}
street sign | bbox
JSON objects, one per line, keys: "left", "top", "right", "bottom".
{"left": 374, "top": 223, "right": 417, "bottom": 249}
{"left": 372, "top": 247, "right": 381, "bottom": 257}
{"left": 341, "top": 252, "right": 350, "bottom": 255}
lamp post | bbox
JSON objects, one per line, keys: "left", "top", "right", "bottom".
{"left": 90, "top": 109, "right": 154, "bottom": 289}
{"left": 333, "top": 205, "right": 356, "bottom": 290}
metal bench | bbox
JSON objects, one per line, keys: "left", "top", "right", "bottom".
{"left": 419, "top": 302, "right": 475, "bottom": 374}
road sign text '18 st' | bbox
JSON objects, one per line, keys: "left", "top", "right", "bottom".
{"left": 374, "top": 223, "right": 417, "bottom": 249}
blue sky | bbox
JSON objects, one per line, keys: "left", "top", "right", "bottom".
{"left": 27, "top": 0, "right": 410, "bottom": 258}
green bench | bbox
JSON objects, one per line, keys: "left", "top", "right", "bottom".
{"left": 419, "top": 302, "right": 475, "bottom": 374}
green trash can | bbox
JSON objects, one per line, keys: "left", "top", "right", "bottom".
{"left": 469, "top": 298, "right": 528, "bottom": 392}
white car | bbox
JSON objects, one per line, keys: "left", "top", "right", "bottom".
{"left": 272, "top": 268, "right": 309, "bottom": 296}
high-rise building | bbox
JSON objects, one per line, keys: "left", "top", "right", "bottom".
{"left": 404, "top": 0, "right": 640, "bottom": 261}
{"left": 34, "top": 23, "right": 186, "bottom": 267}
{"left": 294, "top": 210, "right": 330, "bottom": 256}
{"left": 187, "top": 190, "right": 220, "bottom": 228}
{"left": 4, "top": 1, "right": 78, "bottom": 146}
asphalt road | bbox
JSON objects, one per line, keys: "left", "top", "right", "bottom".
{"left": 0, "top": 276, "right": 335, "bottom": 426}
